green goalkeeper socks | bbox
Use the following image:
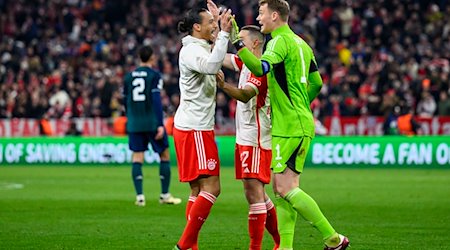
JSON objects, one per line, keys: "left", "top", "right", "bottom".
{"left": 285, "top": 188, "right": 336, "bottom": 241}
{"left": 275, "top": 195, "right": 297, "bottom": 249}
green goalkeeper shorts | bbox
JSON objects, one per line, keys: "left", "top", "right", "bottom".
{"left": 271, "top": 136, "right": 312, "bottom": 174}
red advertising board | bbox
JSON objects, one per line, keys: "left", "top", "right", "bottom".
{"left": 0, "top": 118, "right": 113, "bottom": 137}
{"left": 323, "top": 116, "right": 450, "bottom": 135}
{"left": 1, "top": 116, "right": 450, "bottom": 137}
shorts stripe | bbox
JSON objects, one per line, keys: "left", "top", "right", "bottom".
{"left": 252, "top": 147, "right": 256, "bottom": 173}
{"left": 194, "top": 131, "right": 206, "bottom": 170}
{"left": 252, "top": 147, "right": 260, "bottom": 174}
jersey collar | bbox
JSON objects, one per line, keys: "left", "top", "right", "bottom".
{"left": 271, "top": 24, "right": 292, "bottom": 37}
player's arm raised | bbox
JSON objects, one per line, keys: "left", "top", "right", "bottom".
{"left": 234, "top": 33, "right": 285, "bottom": 77}
{"left": 216, "top": 70, "right": 256, "bottom": 103}
{"left": 207, "top": 0, "right": 220, "bottom": 40}
{"left": 191, "top": 8, "right": 233, "bottom": 75}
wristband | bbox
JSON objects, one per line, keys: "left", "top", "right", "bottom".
{"left": 233, "top": 40, "right": 245, "bottom": 51}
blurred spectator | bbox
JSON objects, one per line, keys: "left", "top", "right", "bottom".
{"left": 215, "top": 91, "right": 231, "bottom": 125}
{"left": 383, "top": 105, "right": 401, "bottom": 135}
{"left": 397, "top": 106, "right": 422, "bottom": 136}
{"left": 0, "top": 0, "right": 448, "bottom": 127}
{"left": 66, "top": 120, "right": 82, "bottom": 136}
{"left": 437, "top": 90, "right": 450, "bottom": 116}
{"left": 416, "top": 91, "right": 437, "bottom": 118}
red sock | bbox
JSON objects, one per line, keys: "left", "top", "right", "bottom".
{"left": 248, "top": 203, "right": 267, "bottom": 250}
{"left": 265, "top": 198, "right": 280, "bottom": 249}
{"left": 186, "top": 196, "right": 198, "bottom": 250}
{"left": 177, "top": 191, "right": 216, "bottom": 250}
{"left": 186, "top": 196, "right": 196, "bottom": 220}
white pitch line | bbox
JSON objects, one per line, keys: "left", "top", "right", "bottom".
{"left": 0, "top": 182, "right": 24, "bottom": 190}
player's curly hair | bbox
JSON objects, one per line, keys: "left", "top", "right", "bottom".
{"left": 259, "top": 0, "right": 290, "bottom": 22}
{"left": 177, "top": 8, "right": 208, "bottom": 35}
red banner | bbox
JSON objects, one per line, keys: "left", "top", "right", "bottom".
{"left": 1, "top": 116, "right": 450, "bottom": 137}
{"left": 0, "top": 118, "right": 113, "bottom": 137}
{"left": 323, "top": 116, "right": 450, "bottom": 135}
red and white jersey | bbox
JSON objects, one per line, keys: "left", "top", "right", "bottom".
{"left": 231, "top": 55, "right": 271, "bottom": 149}
{"left": 174, "top": 31, "right": 229, "bottom": 131}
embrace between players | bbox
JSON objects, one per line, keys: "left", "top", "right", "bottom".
{"left": 171, "top": 0, "right": 349, "bottom": 249}
{"left": 125, "top": 0, "right": 350, "bottom": 249}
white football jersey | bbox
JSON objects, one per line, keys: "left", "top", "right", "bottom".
{"left": 175, "top": 31, "right": 229, "bottom": 131}
{"left": 231, "top": 55, "right": 271, "bottom": 149}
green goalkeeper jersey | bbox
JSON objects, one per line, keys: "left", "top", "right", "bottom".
{"left": 262, "top": 25, "right": 317, "bottom": 138}
{"left": 237, "top": 24, "right": 323, "bottom": 138}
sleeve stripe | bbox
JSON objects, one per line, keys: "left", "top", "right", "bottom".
{"left": 267, "top": 36, "right": 281, "bottom": 51}
{"left": 299, "top": 46, "right": 307, "bottom": 83}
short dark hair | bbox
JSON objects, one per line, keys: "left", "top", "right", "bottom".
{"left": 177, "top": 8, "right": 208, "bottom": 35}
{"left": 259, "top": 0, "right": 290, "bottom": 22}
{"left": 242, "top": 25, "right": 265, "bottom": 44}
{"left": 138, "top": 45, "right": 153, "bottom": 62}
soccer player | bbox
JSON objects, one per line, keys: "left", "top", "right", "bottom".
{"left": 123, "top": 45, "right": 182, "bottom": 206}
{"left": 216, "top": 25, "right": 280, "bottom": 250}
{"left": 172, "top": 1, "right": 232, "bottom": 249}
{"left": 230, "top": 1, "right": 350, "bottom": 249}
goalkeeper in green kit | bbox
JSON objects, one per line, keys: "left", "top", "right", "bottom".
{"left": 229, "top": 1, "right": 349, "bottom": 249}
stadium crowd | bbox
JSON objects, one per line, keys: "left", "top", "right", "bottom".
{"left": 1, "top": 0, "right": 449, "bottom": 125}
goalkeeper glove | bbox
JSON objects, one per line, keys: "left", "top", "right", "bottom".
{"left": 230, "top": 17, "right": 245, "bottom": 50}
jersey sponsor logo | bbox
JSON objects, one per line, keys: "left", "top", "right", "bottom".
{"left": 206, "top": 158, "right": 217, "bottom": 170}
{"left": 247, "top": 76, "right": 261, "bottom": 86}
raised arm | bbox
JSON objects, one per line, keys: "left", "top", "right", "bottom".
{"left": 235, "top": 35, "right": 285, "bottom": 77}
{"left": 236, "top": 48, "right": 269, "bottom": 77}
{"left": 187, "top": 8, "right": 233, "bottom": 75}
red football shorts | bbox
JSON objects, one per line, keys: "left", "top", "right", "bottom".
{"left": 234, "top": 144, "right": 272, "bottom": 184}
{"left": 173, "top": 128, "right": 220, "bottom": 182}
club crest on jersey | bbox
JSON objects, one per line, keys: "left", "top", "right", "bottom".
{"left": 207, "top": 159, "right": 217, "bottom": 170}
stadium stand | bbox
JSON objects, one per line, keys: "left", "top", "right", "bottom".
{"left": 0, "top": 0, "right": 449, "bottom": 134}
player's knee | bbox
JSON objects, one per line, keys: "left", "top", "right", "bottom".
{"left": 199, "top": 176, "right": 221, "bottom": 197}
{"left": 272, "top": 183, "right": 291, "bottom": 198}
{"left": 243, "top": 183, "right": 265, "bottom": 203}
{"left": 210, "top": 186, "right": 221, "bottom": 197}
{"left": 203, "top": 184, "right": 220, "bottom": 197}
{"left": 244, "top": 190, "right": 264, "bottom": 203}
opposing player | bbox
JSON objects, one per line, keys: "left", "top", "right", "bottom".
{"left": 123, "top": 45, "right": 181, "bottom": 206}
{"left": 172, "top": 1, "right": 232, "bottom": 249}
{"left": 231, "top": 1, "right": 349, "bottom": 249}
{"left": 216, "top": 24, "right": 279, "bottom": 250}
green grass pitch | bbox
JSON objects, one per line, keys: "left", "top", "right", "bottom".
{"left": 1, "top": 166, "right": 449, "bottom": 249}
